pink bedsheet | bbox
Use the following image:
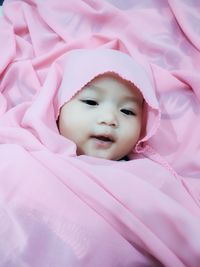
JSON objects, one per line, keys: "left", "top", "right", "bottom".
{"left": 0, "top": 1, "right": 200, "bottom": 266}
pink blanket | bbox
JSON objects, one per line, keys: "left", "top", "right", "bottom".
{"left": 0, "top": 1, "right": 200, "bottom": 266}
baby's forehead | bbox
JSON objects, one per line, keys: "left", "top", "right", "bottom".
{"left": 79, "top": 74, "right": 143, "bottom": 102}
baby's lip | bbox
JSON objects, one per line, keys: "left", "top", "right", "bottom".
{"left": 90, "top": 134, "right": 115, "bottom": 143}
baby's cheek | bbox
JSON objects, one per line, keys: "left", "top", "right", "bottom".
{"left": 58, "top": 117, "right": 72, "bottom": 139}
{"left": 125, "top": 127, "right": 140, "bottom": 147}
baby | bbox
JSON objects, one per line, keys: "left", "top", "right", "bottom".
{"left": 58, "top": 72, "right": 143, "bottom": 160}
{"left": 56, "top": 48, "right": 158, "bottom": 161}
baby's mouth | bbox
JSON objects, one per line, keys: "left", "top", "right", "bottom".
{"left": 91, "top": 135, "right": 114, "bottom": 143}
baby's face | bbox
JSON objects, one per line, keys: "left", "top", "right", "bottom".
{"left": 58, "top": 74, "right": 143, "bottom": 160}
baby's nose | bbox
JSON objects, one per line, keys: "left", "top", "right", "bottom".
{"left": 97, "top": 109, "right": 118, "bottom": 127}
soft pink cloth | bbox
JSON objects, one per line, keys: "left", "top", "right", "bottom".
{"left": 0, "top": 1, "right": 200, "bottom": 266}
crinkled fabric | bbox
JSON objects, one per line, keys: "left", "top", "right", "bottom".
{"left": 0, "top": 1, "right": 200, "bottom": 266}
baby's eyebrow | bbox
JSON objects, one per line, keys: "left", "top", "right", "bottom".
{"left": 123, "top": 95, "right": 143, "bottom": 105}
{"left": 84, "top": 84, "right": 143, "bottom": 105}
{"left": 78, "top": 86, "right": 96, "bottom": 95}
{"left": 81, "top": 85, "right": 97, "bottom": 92}
{"left": 85, "top": 85, "right": 99, "bottom": 91}
{"left": 79, "top": 85, "right": 101, "bottom": 96}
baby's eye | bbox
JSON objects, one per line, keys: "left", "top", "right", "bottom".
{"left": 81, "top": 100, "right": 98, "bottom": 106}
{"left": 121, "top": 109, "right": 135, "bottom": 116}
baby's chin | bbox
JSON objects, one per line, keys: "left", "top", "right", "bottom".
{"left": 77, "top": 148, "right": 126, "bottom": 161}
